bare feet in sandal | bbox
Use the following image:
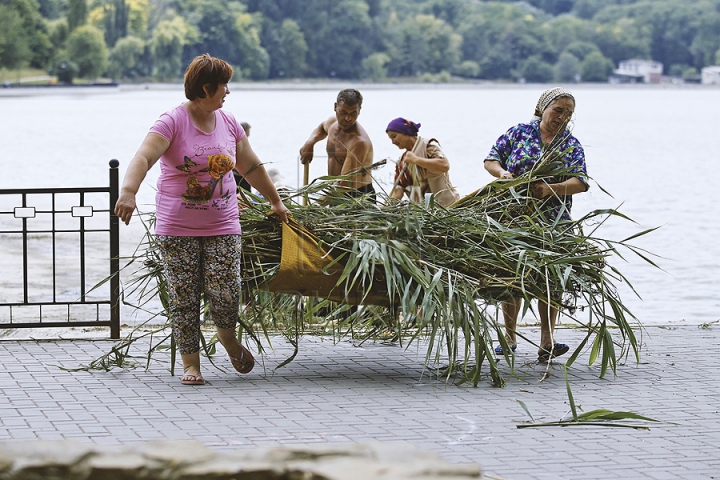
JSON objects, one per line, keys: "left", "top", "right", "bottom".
{"left": 181, "top": 368, "right": 205, "bottom": 385}
{"left": 180, "top": 353, "right": 205, "bottom": 385}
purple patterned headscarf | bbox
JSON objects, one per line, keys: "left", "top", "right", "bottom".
{"left": 386, "top": 117, "right": 421, "bottom": 136}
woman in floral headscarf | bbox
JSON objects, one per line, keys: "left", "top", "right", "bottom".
{"left": 483, "top": 87, "right": 589, "bottom": 363}
{"left": 386, "top": 117, "right": 460, "bottom": 207}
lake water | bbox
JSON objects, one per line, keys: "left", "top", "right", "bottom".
{"left": 1, "top": 83, "right": 718, "bottom": 327}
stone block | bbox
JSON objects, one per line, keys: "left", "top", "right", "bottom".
{"left": 0, "top": 440, "right": 481, "bottom": 480}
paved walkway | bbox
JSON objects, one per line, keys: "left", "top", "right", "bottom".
{"left": 1, "top": 325, "right": 719, "bottom": 479}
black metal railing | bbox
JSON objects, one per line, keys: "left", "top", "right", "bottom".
{"left": 0, "top": 160, "right": 120, "bottom": 338}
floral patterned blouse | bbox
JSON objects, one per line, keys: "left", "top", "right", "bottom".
{"left": 485, "top": 119, "right": 588, "bottom": 219}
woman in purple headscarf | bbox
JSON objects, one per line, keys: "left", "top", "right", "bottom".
{"left": 386, "top": 117, "right": 460, "bottom": 207}
{"left": 483, "top": 87, "right": 589, "bottom": 364}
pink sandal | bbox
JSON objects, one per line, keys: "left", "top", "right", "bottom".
{"left": 229, "top": 344, "right": 255, "bottom": 374}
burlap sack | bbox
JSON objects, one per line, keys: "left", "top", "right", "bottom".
{"left": 264, "top": 219, "right": 391, "bottom": 306}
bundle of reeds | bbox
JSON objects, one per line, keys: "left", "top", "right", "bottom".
{"left": 230, "top": 160, "right": 653, "bottom": 386}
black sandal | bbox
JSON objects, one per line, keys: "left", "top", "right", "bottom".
{"left": 538, "top": 343, "right": 569, "bottom": 363}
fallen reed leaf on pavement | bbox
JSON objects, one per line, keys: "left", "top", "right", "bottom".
{"left": 516, "top": 365, "right": 660, "bottom": 429}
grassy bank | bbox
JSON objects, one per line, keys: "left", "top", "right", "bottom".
{"left": 0, "top": 68, "right": 52, "bottom": 84}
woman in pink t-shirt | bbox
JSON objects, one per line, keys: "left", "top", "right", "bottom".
{"left": 115, "top": 54, "right": 290, "bottom": 386}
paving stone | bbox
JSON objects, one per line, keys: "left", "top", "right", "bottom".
{"left": 1, "top": 326, "right": 720, "bottom": 478}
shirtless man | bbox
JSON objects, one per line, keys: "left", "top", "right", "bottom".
{"left": 299, "top": 88, "right": 375, "bottom": 202}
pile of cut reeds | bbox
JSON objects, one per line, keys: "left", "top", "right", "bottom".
{"left": 230, "top": 159, "right": 653, "bottom": 386}
{"left": 89, "top": 159, "right": 654, "bottom": 387}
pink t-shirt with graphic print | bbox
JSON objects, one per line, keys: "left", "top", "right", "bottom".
{"left": 150, "top": 105, "right": 245, "bottom": 236}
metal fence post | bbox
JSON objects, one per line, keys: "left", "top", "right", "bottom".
{"left": 109, "top": 159, "right": 120, "bottom": 339}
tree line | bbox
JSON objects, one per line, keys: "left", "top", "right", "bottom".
{"left": 2, "top": 0, "right": 720, "bottom": 84}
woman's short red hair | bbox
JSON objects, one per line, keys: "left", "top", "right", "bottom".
{"left": 184, "top": 54, "right": 234, "bottom": 100}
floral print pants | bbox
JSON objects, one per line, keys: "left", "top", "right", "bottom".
{"left": 156, "top": 234, "right": 242, "bottom": 355}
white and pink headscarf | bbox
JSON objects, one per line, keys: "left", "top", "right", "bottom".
{"left": 533, "top": 87, "right": 575, "bottom": 119}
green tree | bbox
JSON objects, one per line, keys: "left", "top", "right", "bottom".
{"left": 572, "top": 0, "right": 606, "bottom": 20}
{"left": 233, "top": 11, "right": 270, "bottom": 79}
{"left": 2, "top": 0, "right": 52, "bottom": 69}
{"left": 563, "top": 41, "right": 601, "bottom": 61}
{"left": 454, "top": 60, "right": 480, "bottom": 78}
{"left": 592, "top": 17, "right": 650, "bottom": 65}
{"left": 0, "top": 5, "right": 32, "bottom": 69}
{"left": 642, "top": 3, "right": 701, "bottom": 69}
{"left": 374, "top": 11, "right": 402, "bottom": 76}
{"left": 18, "top": 0, "right": 720, "bottom": 83}
{"left": 232, "top": 0, "right": 308, "bottom": 78}
{"left": 478, "top": 47, "right": 515, "bottom": 80}
{"left": 527, "top": 0, "right": 575, "bottom": 16}
{"left": 244, "top": 0, "right": 307, "bottom": 22}
{"left": 546, "top": 15, "right": 593, "bottom": 55}
{"left": 100, "top": 0, "right": 129, "bottom": 48}
{"left": 458, "top": 3, "right": 554, "bottom": 80}
{"left": 668, "top": 64, "right": 686, "bottom": 78}
{"left": 126, "top": 0, "right": 148, "bottom": 38}
{"left": 182, "top": 0, "right": 247, "bottom": 67}
{"left": 690, "top": 11, "right": 720, "bottom": 67}
{"left": 180, "top": 0, "right": 272, "bottom": 78}
{"left": 67, "top": 0, "right": 88, "bottom": 32}
{"left": 394, "top": 14, "right": 461, "bottom": 76}
{"left": 300, "top": 0, "right": 373, "bottom": 78}
{"left": 418, "top": 0, "right": 472, "bottom": 26}
{"left": 361, "top": 51, "right": 390, "bottom": 80}
{"left": 276, "top": 19, "right": 308, "bottom": 78}
{"left": 581, "top": 50, "right": 614, "bottom": 82}
{"left": 593, "top": 2, "right": 704, "bottom": 69}
{"left": 107, "top": 35, "right": 144, "bottom": 79}
{"left": 255, "top": 20, "right": 283, "bottom": 79}
{"left": 66, "top": 25, "right": 108, "bottom": 79}
{"left": 47, "top": 18, "right": 69, "bottom": 50}
{"left": 682, "top": 66, "right": 699, "bottom": 80}
{"left": 555, "top": 51, "right": 581, "bottom": 82}
{"left": 519, "top": 55, "right": 554, "bottom": 83}
{"left": 151, "top": 16, "right": 196, "bottom": 81}
{"left": 38, "top": 0, "right": 63, "bottom": 18}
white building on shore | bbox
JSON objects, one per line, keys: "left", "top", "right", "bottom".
{"left": 701, "top": 66, "right": 720, "bottom": 85}
{"left": 612, "top": 59, "right": 663, "bottom": 83}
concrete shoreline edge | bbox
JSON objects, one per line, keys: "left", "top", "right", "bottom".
{"left": 2, "top": 81, "right": 720, "bottom": 98}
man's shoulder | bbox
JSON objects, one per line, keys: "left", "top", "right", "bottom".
{"left": 323, "top": 115, "right": 339, "bottom": 130}
{"left": 353, "top": 122, "right": 373, "bottom": 143}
